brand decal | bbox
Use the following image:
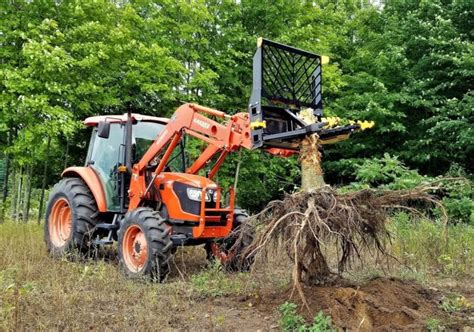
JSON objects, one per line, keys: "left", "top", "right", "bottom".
{"left": 193, "top": 118, "right": 210, "bottom": 129}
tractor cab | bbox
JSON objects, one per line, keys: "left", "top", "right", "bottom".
{"left": 84, "top": 114, "right": 168, "bottom": 212}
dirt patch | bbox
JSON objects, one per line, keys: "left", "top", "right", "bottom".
{"left": 253, "top": 277, "right": 473, "bottom": 331}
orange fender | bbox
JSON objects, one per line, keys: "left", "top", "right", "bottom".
{"left": 61, "top": 166, "right": 107, "bottom": 212}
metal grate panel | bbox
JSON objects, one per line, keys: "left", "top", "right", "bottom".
{"left": 248, "top": 38, "right": 324, "bottom": 149}
{"left": 261, "top": 39, "right": 322, "bottom": 111}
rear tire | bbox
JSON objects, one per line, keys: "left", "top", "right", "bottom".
{"left": 44, "top": 178, "right": 98, "bottom": 257}
{"left": 205, "top": 210, "right": 255, "bottom": 272}
{"left": 118, "top": 208, "right": 172, "bottom": 282}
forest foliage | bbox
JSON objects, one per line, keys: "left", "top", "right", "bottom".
{"left": 0, "top": 0, "right": 472, "bottom": 219}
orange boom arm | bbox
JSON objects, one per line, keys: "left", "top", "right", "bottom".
{"left": 128, "top": 103, "right": 294, "bottom": 209}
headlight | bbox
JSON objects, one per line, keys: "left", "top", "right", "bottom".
{"left": 186, "top": 188, "right": 212, "bottom": 202}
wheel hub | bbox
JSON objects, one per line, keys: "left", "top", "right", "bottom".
{"left": 123, "top": 225, "right": 148, "bottom": 272}
{"left": 49, "top": 198, "right": 72, "bottom": 247}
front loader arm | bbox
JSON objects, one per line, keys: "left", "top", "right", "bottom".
{"left": 137, "top": 103, "right": 253, "bottom": 173}
{"left": 128, "top": 103, "right": 254, "bottom": 209}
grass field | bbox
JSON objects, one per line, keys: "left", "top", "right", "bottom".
{"left": 1, "top": 218, "right": 473, "bottom": 331}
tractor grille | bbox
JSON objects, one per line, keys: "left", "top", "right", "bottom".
{"left": 172, "top": 182, "right": 214, "bottom": 216}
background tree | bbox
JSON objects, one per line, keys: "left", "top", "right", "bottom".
{"left": 0, "top": 0, "right": 472, "bottom": 218}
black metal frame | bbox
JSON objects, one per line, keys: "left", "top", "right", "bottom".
{"left": 248, "top": 38, "right": 324, "bottom": 149}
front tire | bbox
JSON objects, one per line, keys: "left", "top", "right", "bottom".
{"left": 118, "top": 208, "right": 172, "bottom": 282}
{"left": 44, "top": 178, "right": 98, "bottom": 257}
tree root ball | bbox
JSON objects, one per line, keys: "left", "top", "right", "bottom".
{"left": 242, "top": 186, "right": 444, "bottom": 288}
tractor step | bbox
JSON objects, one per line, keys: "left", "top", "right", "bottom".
{"left": 171, "top": 234, "right": 188, "bottom": 246}
{"left": 96, "top": 223, "right": 119, "bottom": 230}
{"left": 93, "top": 239, "right": 114, "bottom": 246}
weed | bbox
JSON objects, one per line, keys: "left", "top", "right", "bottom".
{"left": 309, "top": 311, "right": 335, "bottom": 332}
{"left": 397, "top": 268, "right": 429, "bottom": 284}
{"left": 390, "top": 212, "right": 474, "bottom": 276}
{"left": 213, "top": 314, "right": 225, "bottom": 327}
{"left": 279, "top": 302, "right": 306, "bottom": 330}
{"left": 279, "top": 302, "right": 335, "bottom": 332}
{"left": 78, "top": 261, "right": 108, "bottom": 281}
{"left": 190, "top": 261, "right": 254, "bottom": 297}
{"left": 426, "top": 318, "right": 444, "bottom": 332}
{"left": 439, "top": 294, "right": 472, "bottom": 313}
{"left": 0, "top": 268, "right": 37, "bottom": 329}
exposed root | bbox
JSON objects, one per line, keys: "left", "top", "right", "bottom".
{"left": 240, "top": 185, "right": 446, "bottom": 307}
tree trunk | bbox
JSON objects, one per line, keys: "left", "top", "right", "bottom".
{"left": 63, "top": 139, "right": 69, "bottom": 169}
{"left": 10, "top": 166, "right": 17, "bottom": 220}
{"left": 0, "top": 153, "right": 10, "bottom": 223}
{"left": 298, "top": 109, "right": 325, "bottom": 191}
{"left": 23, "top": 165, "right": 33, "bottom": 223}
{"left": 18, "top": 168, "right": 24, "bottom": 219}
{"left": 298, "top": 138, "right": 331, "bottom": 283}
{"left": 299, "top": 136, "right": 325, "bottom": 191}
{"left": 38, "top": 136, "right": 51, "bottom": 224}
{"left": 297, "top": 109, "right": 329, "bottom": 282}
{"left": 13, "top": 166, "right": 23, "bottom": 221}
{"left": 22, "top": 165, "right": 33, "bottom": 223}
{"left": 1, "top": 131, "right": 12, "bottom": 223}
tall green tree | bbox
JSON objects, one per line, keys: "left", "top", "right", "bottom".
{"left": 327, "top": 0, "right": 473, "bottom": 180}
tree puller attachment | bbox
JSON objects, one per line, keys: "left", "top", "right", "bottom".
{"left": 248, "top": 38, "right": 360, "bottom": 152}
{"left": 44, "top": 38, "right": 364, "bottom": 281}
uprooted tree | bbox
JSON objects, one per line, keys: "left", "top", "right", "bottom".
{"left": 242, "top": 124, "right": 447, "bottom": 307}
{"left": 237, "top": 39, "right": 435, "bottom": 293}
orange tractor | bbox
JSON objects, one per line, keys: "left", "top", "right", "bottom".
{"left": 45, "top": 39, "right": 360, "bottom": 281}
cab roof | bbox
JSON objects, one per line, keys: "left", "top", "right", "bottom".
{"left": 84, "top": 114, "right": 169, "bottom": 127}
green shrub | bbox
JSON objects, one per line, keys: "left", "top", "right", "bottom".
{"left": 279, "top": 302, "right": 306, "bottom": 331}
{"left": 279, "top": 302, "right": 335, "bottom": 332}
{"left": 438, "top": 167, "right": 473, "bottom": 225}
{"left": 354, "top": 154, "right": 424, "bottom": 188}
{"left": 346, "top": 154, "right": 473, "bottom": 224}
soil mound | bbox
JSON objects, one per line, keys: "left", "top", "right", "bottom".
{"left": 257, "top": 277, "right": 472, "bottom": 330}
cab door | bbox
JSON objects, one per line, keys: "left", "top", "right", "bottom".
{"left": 87, "top": 123, "right": 124, "bottom": 211}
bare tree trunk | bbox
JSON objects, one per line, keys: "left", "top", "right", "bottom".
{"left": 63, "top": 139, "right": 69, "bottom": 169}
{"left": 0, "top": 155, "right": 10, "bottom": 224}
{"left": 298, "top": 109, "right": 325, "bottom": 191}
{"left": 298, "top": 138, "right": 331, "bottom": 283}
{"left": 299, "top": 136, "right": 325, "bottom": 191}
{"left": 10, "top": 166, "right": 17, "bottom": 220}
{"left": 1, "top": 131, "right": 12, "bottom": 223}
{"left": 38, "top": 137, "right": 51, "bottom": 224}
{"left": 297, "top": 110, "right": 329, "bottom": 282}
{"left": 13, "top": 166, "right": 23, "bottom": 221}
{"left": 22, "top": 165, "right": 33, "bottom": 223}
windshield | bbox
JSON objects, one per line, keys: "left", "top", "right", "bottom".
{"left": 133, "top": 121, "right": 165, "bottom": 163}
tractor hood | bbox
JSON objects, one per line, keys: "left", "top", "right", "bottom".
{"left": 155, "top": 172, "right": 218, "bottom": 189}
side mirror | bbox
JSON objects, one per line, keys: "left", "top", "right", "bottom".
{"left": 97, "top": 121, "right": 110, "bottom": 139}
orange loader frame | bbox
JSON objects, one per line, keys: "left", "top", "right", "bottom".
{"left": 127, "top": 103, "right": 291, "bottom": 239}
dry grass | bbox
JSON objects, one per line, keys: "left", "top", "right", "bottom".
{"left": 0, "top": 221, "right": 287, "bottom": 331}
{"left": 1, "top": 216, "right": 472, "bottom": 331}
